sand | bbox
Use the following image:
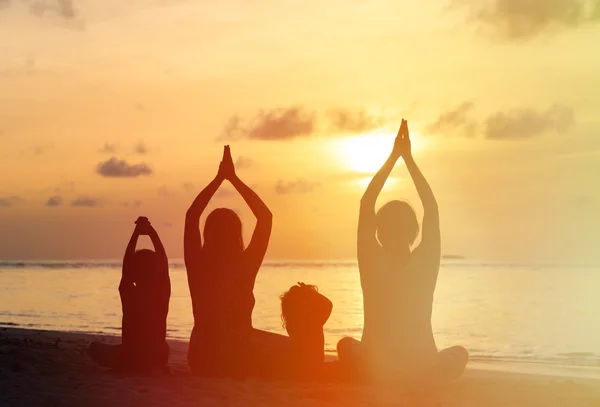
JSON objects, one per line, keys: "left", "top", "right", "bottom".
{"left": 1, "top": 328, "right": 599, "bottom": 407}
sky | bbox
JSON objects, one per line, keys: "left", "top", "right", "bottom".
{"left": 1, "top": 0, "right": 599, "bottom": 263}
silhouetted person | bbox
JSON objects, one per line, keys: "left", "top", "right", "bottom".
{"left": 338, "top": 119, "right": 468, "bottom": 383}
{"left": 88, "top": 217, "right": 171, "bottom": 372}
{"left": 280, "top": 282, "right": 333, "bottom": 380}
{"left": 185, "top": 146, "right": 291, "bottom": 378}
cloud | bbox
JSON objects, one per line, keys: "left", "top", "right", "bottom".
{"left": 0, "top": 58, "right": 37, "bottom": 77}
{"left": 484, "top": 104, "right": 574, "bottom": 140}
{"left": 98, "top": 143, "right": 117, "bottom": 154}
{"left": 235, "top": 156, "right": 254, "bottom": 169}
{"left": 327, "top": 109, "right": 386, "bottom": 133}
{"left": 455, "top": 0, "right": 600, "bottom": 40}
{"left": 1, "top": 0, "right": 84, "bottom": 30}
{"left": 30, "top": 0, "right": 77, "bottom": 20}
{"left": 425, "top": 102, "right": 574, "bottom": 140}
{"left": 96, "top": 157, "right": 153, "bottom": 178}
{"left": 71, "top": 196, "right": 101, "bottom": 207}
{"left": 45, "top": 196, "right": 62, "bottom": 207}
{"left": 0, "top": 196, "right": 23, "bottom": 208}
{"left": 54, "top": 181, "right": 75, "bottom": 194}
{"left": 134, "top": 142, "right": 148, "bottom": 155}
{"left": 32, "top": 143, "right": 53, "bottom": 155}
{"left": 123, "top": 200, "right": 142, "bottom": 208}
{"left": 158, "top": 185, "right": 174, "bottom": 197}
{"left": 425, "top": 102, "right": 476, "bottom": 136}
{"left": 135, "top": 103, "right": 146, "bottom": 112}
{"left": 275, "top": 179, "right": 316, "bottom": 195}
{"left": 221, "top": 107, "right": 316, "bottom": 140}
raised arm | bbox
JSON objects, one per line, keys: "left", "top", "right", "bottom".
{"left": 120, "top": 224, "right": 140, "bottom": 292}
{"left": 184, "top": 155, "right": 226, "bottom": 269}
{"left": 146, "top": 222, "right": 169, "bottom": 274}
{"left": 358, "top": 120, "right": 406, "bottom": 256}
{"left": 222, "top": 146, "right": 272, "bottom": 270}
{"left": 401, "top": 121, "right": 440, "bottom": 251}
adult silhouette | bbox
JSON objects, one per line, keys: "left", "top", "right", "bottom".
{"left": 185, "top": 146, "right": 290, "bottom": 378}
{"left": 88, "top": 217, "right": 171, "bottom": 372}
{"left": 338, "top": 119, "right": 468, "bottom": 383}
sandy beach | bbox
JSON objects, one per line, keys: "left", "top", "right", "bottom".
{"left": 0, "top": 328, "right": 598, "bottom": 407}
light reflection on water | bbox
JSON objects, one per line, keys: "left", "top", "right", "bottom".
{"left": 1, "top": 262, "right": 599, "bottom": 367}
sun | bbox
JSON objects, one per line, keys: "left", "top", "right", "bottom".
{"left": 335, "top": 130, "right": 427, "bottom": 174}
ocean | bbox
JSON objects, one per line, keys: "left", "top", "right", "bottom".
{"left": 1, "top": 260, "right": 599, "bottom": 369}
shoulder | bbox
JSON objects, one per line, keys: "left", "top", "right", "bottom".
{"left": 409, "top": 245, "right": 441, "bottom": 283}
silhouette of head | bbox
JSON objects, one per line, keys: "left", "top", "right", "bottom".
{"left": 376, "top": 200, "right": 419, "bottom": 249}
{"left": 203, "top": 208, "right": 244, "bottom": 255}
{"left": 280, "top": 283, "right": 330, "bottom": 332}
{"left": 131, "top": 249, "right": 161, "bottom": 288}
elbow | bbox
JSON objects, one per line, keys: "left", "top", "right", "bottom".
{"left": 426, "top": 200, "right": 439, "bottom": 214}
{"left": 258, "top": 207, "right": 273, "bottom": 222}
{"left": 185, "top": 208, "right": 199, "bottom": 223}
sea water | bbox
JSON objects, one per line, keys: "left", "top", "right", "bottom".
{"left": 1, "top": 260, "right": 599, "bottom": 369}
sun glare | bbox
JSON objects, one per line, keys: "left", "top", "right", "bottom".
{"left": 336, "top": 130, "right": 426, "bottom": 174}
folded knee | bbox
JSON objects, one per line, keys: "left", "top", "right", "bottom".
{"left": 453, "top": 346, "right": 469, "bottom": 364}
{"left": 337, "top": 337, "right": 359, "bottom": 357}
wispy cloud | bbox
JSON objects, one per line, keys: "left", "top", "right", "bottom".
{"left": 275, "top": 179, "right": 316, "bottom": 194}
{"left": 425, "top": 102, "right": 476, "bottom": 136}
{"left": 54, "top": 181, "right": 75, "bottom": 194}
{"left": 425, "top": 102, "right": 574, "bottom": 140}
{"left": 158, "top": 185, "right": 174, "bottom": 197}
{"left": 327, "top": 109, "right": 386, "bottom": 133}
{"left": 220, "top": 106, "right": 394, "bottom": 141}
{"left": 45, "top": 196, "right": 62, "bottom": 207}
{"left": 454, "top": 0, "right": 600, "bottom": 40}
{"left": 484, "top": 104, "right": 574, "bottom": 140}
{"left": 1, "top": 0, "right": 83, "bottom": 28}
{"left": 0, "top": 58, "right": 37, "bottom": 77}
{"left": 96, "top": 157, "right": 153, "bottom": 178}
{"left": 182, "top": 183, "right": 195, "bottom": 193}
{"left": 71, "top": 196, "right": 101, "bottom": 207}
{"left": 98, "top": 143, "right": 118, "bottom": 154}
{"left": 30, "top": 0, "right": 77, "bottom": 20}
{"left": 123, "top": 200, "right": 142, "bottom": 208}
{"left": 220, "top": 107, "right": 316, "bottom": 140}
{"left": 0, "top": 196, "right": 23, "bottom": 208}
{"left": 32, "top": 143, "right": 54, "bottom": 155}
{"left": 134, "top": 141, "right": 148, "bottom": 155}
{"left": 235, "top": 156, "right": 254, "bottom": 169}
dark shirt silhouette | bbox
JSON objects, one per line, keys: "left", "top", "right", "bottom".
{"left": 338, "top": 120, "right": 468, "bottom": 383}
{"left": 185, "top": 146, "right": 287, "bottom": 378}
{"left": 88, "top": 217, "right": 171, "bottom": 372}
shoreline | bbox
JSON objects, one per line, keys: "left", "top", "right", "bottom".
{"left": 1, "top": 327, "right": 600, "bottom": 406}
{"left": 4, "top": 324, "right": 599, "bottom": 377}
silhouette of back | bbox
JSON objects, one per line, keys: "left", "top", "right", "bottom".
{"left": 88, "top": 217, "right": 171, "bottom": 372}
{"left": 338, "top": 120, "right": 468, "bottom": 383}
{"left": 185, "top": 146, "right": 276, "bottom": 377}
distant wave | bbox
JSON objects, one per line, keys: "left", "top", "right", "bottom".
{"left": 0, "top": 260, "right": 598, "bottom": 270}
{"left": 0, "top": 260, "right": 358, "bottom": 270}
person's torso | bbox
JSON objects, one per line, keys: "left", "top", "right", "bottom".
{"left": 122, "top": 286, "right": 170, "bottom": 351}
{"left": 191, "top": 258, "right": 256, "bottom": 337}
{"left": 360, "top": 250, "right": 438, "bottom": 369}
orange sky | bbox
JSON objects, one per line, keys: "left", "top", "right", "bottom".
{"left": 1, "top": 0, "right": 599, "bottom": 263}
